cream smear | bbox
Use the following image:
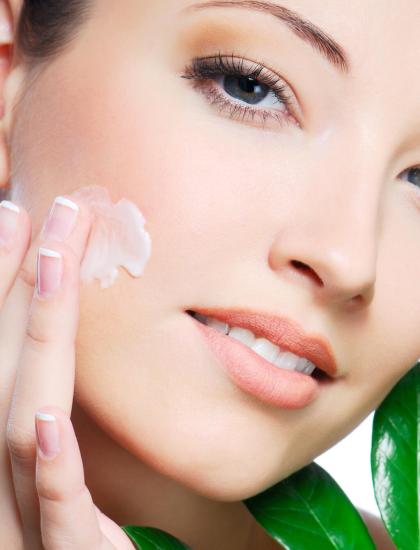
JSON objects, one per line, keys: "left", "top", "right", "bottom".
{"left": 68, "top": 185, "right": 151, "bottom": 289}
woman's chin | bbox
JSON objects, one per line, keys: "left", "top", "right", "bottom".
{"left": 172, "top": 467, "right": 273, "bottom": 503}
{"left": 151, "top": 448, "right": 302, "bottom": 503}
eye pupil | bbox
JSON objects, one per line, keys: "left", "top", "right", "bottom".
{"left": 223, "top": 74, "right": 269, "bottom": 105}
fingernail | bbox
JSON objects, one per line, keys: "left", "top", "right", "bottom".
{"left": 42, "top": 196, "right": 79, "bottom": 242}
{"left": 35, "top": 412, "right": 60, "bottom": 460}
{"left": 36, "top": 247, "right": 63, "bottom": 298}
{"left": 0, "top": 200, "right": 19, "bottom": 247}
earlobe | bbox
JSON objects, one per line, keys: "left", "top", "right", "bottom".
{"left": 0, "top": 1, "right": 13, "bottom": 120}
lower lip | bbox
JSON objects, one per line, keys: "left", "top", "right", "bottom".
{"left": 190, "top": 315, "right": 323, "bottom": 409}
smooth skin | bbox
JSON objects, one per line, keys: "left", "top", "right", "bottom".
{"left": 0, "top": 0, "right": 417, "bottom": 548}
{"left": 0, "top": 199, "right": 396, "bottom": 549}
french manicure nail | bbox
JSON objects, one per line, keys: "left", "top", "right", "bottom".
{"left": 36, "top": 247, "right": 63, "bottom": 298}
{"left": 35, "top": 412, "right": 60, "bottom": 460}
{"left": 42, "top": 196, "right": 79, "bottom": 242}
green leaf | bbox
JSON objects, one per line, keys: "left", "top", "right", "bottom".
{"left": 120, "top": 525, "right": 192, "bottom": 550}
{"left": 244, "top": 462, "right": 376, "bottom": 550}
{"left": 371, "top": 361, "right": 420, "bottom": 550}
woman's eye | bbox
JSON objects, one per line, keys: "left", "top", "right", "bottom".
{"left": 399, "top": 167, "right": 420, "bottom": 190}
{"left": 181, "top": 54, "right": 300, "bottom": 130}
{"left": 215, "top": 74, "right": 282, "bottom": 108}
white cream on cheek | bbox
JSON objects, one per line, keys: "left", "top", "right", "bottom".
{"left": 68, "top": 185, "right": 152, "bottom": 289}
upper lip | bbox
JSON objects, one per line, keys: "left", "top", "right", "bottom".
{"left": 189, "top": 307, "right": 338, "bottom": 378}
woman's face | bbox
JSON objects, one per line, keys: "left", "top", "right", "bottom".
{"left": 6, "top": 0, "right": 420, "bottom": 501}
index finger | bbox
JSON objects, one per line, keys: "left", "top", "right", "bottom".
{"left": 6, "top": 195, "right": 92, "bottom": 547}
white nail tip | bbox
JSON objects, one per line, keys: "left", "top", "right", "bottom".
{"left": 39, "top": 247, "right": 61, "bottom": 259}
{"left": 0, "top": 200, "right": 20, "bottom": 213}
{"left": 35, "top": 412, "right": 56, "bottom": 422}
{"left": 54, "top": 196, "right": 79, "bottom": 211}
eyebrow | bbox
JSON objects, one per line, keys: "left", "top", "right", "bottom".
{"left": 182, "top": 0, "right": 350, "bottom": 74}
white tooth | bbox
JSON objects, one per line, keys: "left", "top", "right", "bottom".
{"left": 250, "top": 337, "right": 280, "bottom": 363}
{"left": 273, "top": 351, "right": 300, "bottom": 371}
{"left": 295, "top": 356, "right": 311, "bottom": 373}
{"left": 295, "top": 357, "right": 316, "bottom": 375}
{"left": 304, "top": 362, "right": 316, "bottom": 375}
{"left": 228, "top": 326, "right": 256, "bottom": 347}
{"left": 206, "top": 317, "right": 229, "bottom": 334}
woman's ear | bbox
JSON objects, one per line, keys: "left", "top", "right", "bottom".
{"left": 0, "top": 0, "right": 25, "bottom": 201}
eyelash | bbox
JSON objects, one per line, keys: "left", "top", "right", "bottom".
{"left": 180, "top": 52, "right": 420, "bottom": 201}
{"left": 180, "top": 51, "right": 299, "bottom": 129}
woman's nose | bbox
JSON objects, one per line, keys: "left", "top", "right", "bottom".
{"left": 268, "top": 171, "right": 380, "bottom": 309}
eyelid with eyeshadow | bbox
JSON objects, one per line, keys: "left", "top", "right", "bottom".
{"left": 180, "top": 51, "right": 302, "bottom": 130}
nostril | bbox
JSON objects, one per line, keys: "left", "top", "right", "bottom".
{"left": 290, "top": 260, "right": 323, "bottom": 286}
{"left": 291, "top": 260, "right": 308, "bottom": 270}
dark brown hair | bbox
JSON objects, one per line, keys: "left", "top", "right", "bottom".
{"left": 16, "top": 0, "right": 93, "bottom": 64}
{"left": 0, "top": 1, "right": 93, "bottom": 202}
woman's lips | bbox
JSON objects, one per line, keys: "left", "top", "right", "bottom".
{"left": 189, "top": 306, "right": 338, "bottom": 378}
{"left": 189, "top": 315, "right": 325, "bottom": 409}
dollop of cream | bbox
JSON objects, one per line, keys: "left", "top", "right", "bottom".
{"left": 68, "top": 185, "right": 152, "bottom": 289}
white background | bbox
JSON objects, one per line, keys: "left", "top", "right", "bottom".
{"left": 315, "top": 411, "right": 380, "bottom": 516}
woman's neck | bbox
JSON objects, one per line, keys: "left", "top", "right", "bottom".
{"left": 71, "top": 401, "right": 279, "bottom": 550}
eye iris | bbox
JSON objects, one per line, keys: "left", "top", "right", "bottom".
{"left": 223, "top": 75, "right": 269, "bottom": 105}
{"left": 407, "top": 167, "right": 420, "bottom": 187}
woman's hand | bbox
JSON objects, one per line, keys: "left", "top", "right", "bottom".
{"left": 0, "top": 196, "right": 136, "bottom": 549}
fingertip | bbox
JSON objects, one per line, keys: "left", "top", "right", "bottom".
{"left": 0, "top": 199, "right": 32, "bottom": 253}
{"left": 35, "top": 405, "right": 69, "bottom": 427}
{"left": 35, "top": 410, "right": 61, "bottom": 461}
{"left": 59, "top": 194, "right": 92, "bottom": 229}
{"left": 35, "top": 406, "right": 81, "bottom": 461}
